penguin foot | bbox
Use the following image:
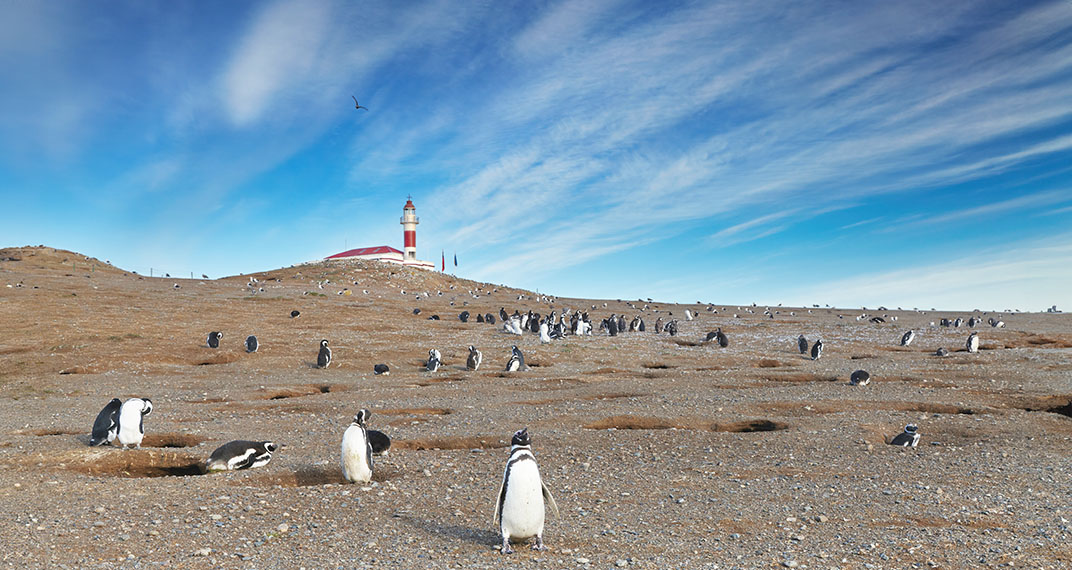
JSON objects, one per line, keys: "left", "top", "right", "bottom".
{"left": 531, "top": 536, "right": 546, "bottom": 551}
{"left": 500, "top": 538, "right": 513, "bottom": 555}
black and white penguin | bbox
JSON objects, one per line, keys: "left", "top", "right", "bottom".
{"left": 485, "top": 313, "right": 496, "bottom": 325}
{"left": 654, "top": 317, "right": 663, "bottom": 334}
{"left": 202, "top": 440, "right": 279, "bottom": 472}
{"left": 368, "top": 429, "right": 391, "bottom": 456}
{"left": 89, "top": 398, "right": 122, "bottom": 446}
{"left": 427, "top": 348, "right": 441, "bottom": 372}
{"left": 665, "top": 320, "right": 678, "bottom": 336}
{"left": 505, "top": 346, "right": 525, "bottom": 372}
{"left": 341, "top": 409, "right": 373, "bottom": 483}
{"left": 413, "top": 308, "right": 422, "bottom": 315}
{"left": 467, "top": 346, "right": 482, "bottom": 371}
{"left": 428, "top": 315, "right": 440, "bottom": 320}
{"left": 494, "top": 428, "right": 559, "bottom": 554}
{"left": 607, "top": 315, "right": 618, "bottom": 336}
{"left": 966, "top": 332, "right": 979, "bottom": 353}
{"left": 116, "top": 398, "right": 153, "bottom": 449}
{"left": 374, "top": 364, "right": 390, "bottom": 375}
{"left": 290, "top": 310, "right": 300, "bottom": 318}
{"left": 207, "top": 331, "right": 222, "bottom": 349}
{"left": 715, "top": 328, "right": 728, "bottom": 348}
{"left": 900, "top": 330, "right": 915, "bottom": 347}
{"left": 539, "top": 320, "right": 551, "bottom": 344}
{"left": 849, "top": 369, "right": 871, "bottom": 386}
{"left": 935, "top": 347, "right": 949, "bottom": 357}
{"left": 317, "top": 339, "right": 332, "bottom": 368}
{"left": 798, "top": 334, "right": 808, "bottom": 354}
{"left": 889, "top": 424, "right": 920, "bottom": 447}
{"left": 459, "top": 311, "right": 470, "bottom": 323}
{"left": 810, "top": 339, "right": 823, "bottom": 360}
{"left": 245, "top": 335, "right": 259, "bottom": 353}
{"left": 500, "top": 307, "right": 509, "bottom": 322}
{"left": 476, "top": 313, "right": 485, "bottom": 323}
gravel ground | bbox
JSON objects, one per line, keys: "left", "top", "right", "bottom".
{"left": 1, "top": 246, "right": 1070, "bottom": 569}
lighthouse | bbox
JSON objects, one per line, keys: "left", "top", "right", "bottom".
{"left": 401, "top": 197, "right": 419, "bottom": 262}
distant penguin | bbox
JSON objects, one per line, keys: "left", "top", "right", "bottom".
{"left": 665, "top": 320, "right": 678, "bottom": 336}
{"left": 968, "top": 316, "right": 979, "bottom": 327}
{"left": 477, "top": 313, "right": 485, "bottom": 323}
{"left": 705, "top": 331, "right": 718, "bottom": 342}
{"left": 89, "top": 398, "right": 122, "bottom": 446}
{"left": 539, "top": 321, "right": 551, "bottom": 344}
{"left": 413, "top": 308, "right": 422, "bottom": 315}
{"left": 467, "top": 345, "right": 482, "bottom": 371}
{"left": 428, "top": 315, "right": 440, "bottom": 320}
{"left": 500, "top": 307, "right": 508, "bottom": 322}
{"left": 341, "top": 409, "right": 373, "bottom": 483}
{"left": 290, "top": 310, "right": 300, "bottom": 318}
{"left": 373, "top": 364, "right": 390, "bottom": 375}
{"left": 368, "top": 429, "right": 391, "bottom": 456}
{"left": 811, "top": 339, "right": 823, "bottom": 360}
{"left": 207, "top": 331, "right": 222, "bottom": 349}
{"left": 935, "top": 347, "right": 949, "bottom": 357}
{"left": 202, "top": 440, "right": 279, "bottom": 472}
{"left": 607, "top": 315, "right": 618, "bottom": 336}
{"left": 900, "top": 330, "right": 915, "bottom": 347}
{"left": 494, "top": 428, "right": 559, "bottom": 554}
{"left": 459, "top": 311, "right": 470, "bottom": 323}
{"left": 317, "top": 339, "right": 332, "bottom": 368}
{"left": 798, "top": 334, "right": 808, "bottom": 354}
{"left": 486, "top": 313, "right": 496, "bottom": 325}
{"left": 715, "top": 328, "right": 728, "bottom": 348}
{"left": 654, "top": 317, "right": 663, "bottom": 334}
{"left": 684, "top": 309, "right": 693, "bottom": 321}
{"left": 849, "top": 370, "right": 871, "bottom": 386}
{"left": 505, "top": 346, "right": 524, "bottom": 372}
{"left": 427, "top": 348, "right": 442, "bottom": 372}
{"left": 245, "top": 335, "right": 259, "bottom": 353}
{"left": 966, "top": 332, "right": 979, "bottom": 353}
{"left": 116, "top": 398, "right": 153, "bottom": 449}
{"left": 889, "top": 424, "right": 920, "bottom": 447}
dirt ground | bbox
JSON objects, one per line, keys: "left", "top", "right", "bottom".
{"left": 1, "top": 246, "right": 1070, "bottom": 569}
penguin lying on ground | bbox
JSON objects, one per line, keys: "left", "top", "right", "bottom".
{"left": 889, "top": 424, "right": 920, "bottom": 447}
{"left": 202, "top": 440, "right": 279, "bottom": 472}
{"left": 207, "top": 331, "right": 222, "bottom": 349}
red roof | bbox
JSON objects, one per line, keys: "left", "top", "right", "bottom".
{"left": 326, "top": 246, "right": 403, "bottom": 259}
{"left": 404, "top": 199, "right": 415, "bottom": 209}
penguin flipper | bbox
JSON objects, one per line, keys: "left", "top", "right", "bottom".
{"left": 493, "top": 479, "right": 505, "bottom": 527}
{"left": 541, "top": 482, "right": 559, "bottom": 518}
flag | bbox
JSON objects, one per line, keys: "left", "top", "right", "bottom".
{"left": 441, "top": 250, "right": 445, "bottom": 272}
{"left": 454, "top": 253, "right": 457, "bottom": 267}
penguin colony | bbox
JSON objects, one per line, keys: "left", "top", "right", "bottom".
{"left": 76, "top": 293, "right": 1007, "bottom": 554}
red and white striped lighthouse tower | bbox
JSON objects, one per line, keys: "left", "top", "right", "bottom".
{"left": 400, "top": 197, "right": 419, "bottom": 262}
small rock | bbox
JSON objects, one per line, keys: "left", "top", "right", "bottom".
{"left": 783, "top": 561, "right": 799, "bottom": 568}
{"left": 277, "top": 523, "right": 290, "bottom": 533}
{"left": 616, "top": 559, "right": 628, "bottom": 567}
{"left": 93, "top": 507, "right": 106, "bottom": 514}
{"left": 576, "top": 557, "right": 590, "bottom": 565}
{"left": 117, "top": 534, "right": 130, "bottom": 541}
{"left": 816, "top": 515, "right": 828, "bottom": 523}
{"left": 194, "top": 548, "right": 211, "bottom": 557}
{"left": 210, "top": 514, "right": 223, "bottom": 521}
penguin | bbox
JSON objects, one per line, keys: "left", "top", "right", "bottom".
{"left": 798, "top": 334, "right": 808, "bottom": 354}
{"left": 705, "top": 331, "right": 718, "bottom": 342}
{"left": 368, "top": 429, "right": 391, "bottom": 456}
{"left": 499, "top": 307, "right": 508, "bottom": 322}
{"left": 684, "top": 309, "right": 694, "bottom": 321}
{"left": 116, "top": 398, "right": 153, "bottom": 449}
{"left": 485, "top": 313, "right": 496, "bottom": 325}
{"left": 665, "top": 320, "right": 678, "bottom": 336}
{"left": 968, "top": 316, "right": 979, "bottom": 327}
{"left": 427, "top": 348, "right": 441, "bottom": 372}
{"left": 207, "top": 331, "right": 222, "bottom": 349}
{"left": 849, "top": 369, "right": 871, "bottom": 386}
{"left": 505, "top": 345, "right": 525, "bottom": 372}
{"left": 477, "top": 313, "right": 485, "bottom": 323}
{"left": 966, "top": 332, "right": 979, "bottom": 353}
{"left": 413, "top": 308, "right": 422, "bottom": 315}
{"left": 341, "top": 409, "right": 373, "bottom": 483}
{"left": 202, "top": 440, "right": 279, "bottom": 472}
{"left": 290, "top": 310, "right": 300, "bottom": 318}
{"left": 810, "top": 339, "right": 823, "bottom": 360}
{"left": 935, "top": 347, "right": 949, "bottom": 357}
{"left": 459, "top": 311, "right": 470, "bottom": 323}
{"left": 494, "top": 428, "right": 559, "bottom": 554}
{"left": 607, "top": 315, "right": 618, "bottom": 336}
{"left": 428, "top": 315, "right": 440, "bottom": 320}
{"left": 89, "top": 398, "right": 122, "bottom": 446}
{"left": 900, "top": 330, "right": 915, "bottom": 347}
{"left": 245, "top": 335, "right": 259, "bottom": 353}
{"left": 889, "top": 424, "right": 920, "bottom": 447}
{"left": 654, "top": 317, "right": 663, "bottom": 334}
{"left": 467, "top": 345, "right": 482, "bottom": 371}
{"left": 715, "top": 328, "right": 728, "bottom": 348}
{"left": 539, "top": 320, "right": 551, "bottom": 344}
{"left": 317, "top": 339, "right": 332, "bottom": 368}
{"left": 373, "top": 364, "right": 390, "bottom": 375}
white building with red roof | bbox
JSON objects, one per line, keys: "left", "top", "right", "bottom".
{"left": 324, "top": 198, "right": 436, "bottom": 270}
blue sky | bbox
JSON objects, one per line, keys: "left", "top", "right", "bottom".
{"left": 2, "top": 0, "right": 1071, "bottom": 311}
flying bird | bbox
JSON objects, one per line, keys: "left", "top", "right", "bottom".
{"left": 352, "top": 96, "right": 368, "bottom": 111}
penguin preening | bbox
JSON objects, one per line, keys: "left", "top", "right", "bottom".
{"left": 202, "top": 440, "right": 279, "bottom": 472}
{"left": 116, "top": 398, "right": 153, "bottom": 449}
{"left": 850, "top": 369, "right": 871, "bottom": 386}
{"left": 207, "top": 331, "right": 222, "bottom": 349}
{"left": 427, "top": 349, "right": 442, "bottom": 372}
{"left": 966, "top": 332, "right": 979, "bottom": 353}
{"left": 900, "top": 330, "right": 915, "bottom": 347}
{"left": 374, "top": 363, "right": 390, "bottom": 375}
{"left": 505, "top": 345, "right": 525, "bottom": 372}
{"left": 889, "top": 424, "right": 920, "bottom": 447}
{"left": 89, "top": 398, "right": 122, "bottom": 446}
{"left": 798, "top": 334, "right": 808, "bottom": 354}
{"left": 245, "top": 335, "right": 258, "bottom": 353}
{"left": 467, "top": 346, "right": 482, "bottom": 371}
{"left": 341, "top": 409, "right": 373, "bottom": 483}
{"left": 317, "top": 339, "right": 332, "bottom": 368}
{"left": 810, "top": 339, "right": 823, "bottom": 360}
{"left": 494, "top": 428, "right": 559, "bottom": 554}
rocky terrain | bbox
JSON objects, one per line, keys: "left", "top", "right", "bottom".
{"left": 0, "top": 246, "right": 1070, "bottom": 569}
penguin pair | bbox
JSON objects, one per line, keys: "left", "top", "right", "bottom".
{"left": 494, "top": 428, "right": 559, "bottom": 554}
{"left": 89, "top": 398, "right": 152, "bottom": 448}
{"left": 208, "top": 331, "right": 259, "bottom": 352}
{"left": 705, "top": 328, "right": 728, "bottom": 348}
{"left": 505, "top": 346, "right": 525, "bottom": 372}
{"left": 341, "top": 409, "right": 392, "bottom": 484}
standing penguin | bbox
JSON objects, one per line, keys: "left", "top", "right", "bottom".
{"left": 245, "top": 335, "right": 259, "bottom": 353}
{"left": 966, "top": 332, "right": 979, "bottom": 353}
{"left": 459, "top": 311, "right": 470, "bottom": 323}
{"left": 714, "top": 328, "right": 728, "bottom": 348}
{"left": 797, "top": 334, "right": 809, "bottom": 354}
{"left": 341, "top": 409, "right": 374, "bottom": 483}
{"left": 889, "top": 424, "right": 920, "bottom": 447}
{"left": 466, "top": 346, "right": 482, "bottom": 371}
{"left": 89, "top": 398, "right": 122, "bottom": 446}
{"left": 494, "top": 428, "right": 559, "bottom": 554}
{"left": 116, "top": 398, "right": 153, "bottom": 449}
{"left": 207, "top": 331, "right": 222, "bottom": 348}
{"left": 900, "top": 330, "right": 915, "bottom": 347}
{"left": 505, "top": 346, "right": 525, "bottom": 372}
{"left": 539, "top": 320, "right": 551, "bottom": 344}
{"left": 202, "top": 441, "right": 279, "bottom": 472}
{"left": 317, "top": 339, "right": 332, "bottom": 368}
{"left": 427, "top": 349, "right": 442, "bottom": 372}
{"left": 810, "top": 339, "right": 824, "bottom": 360}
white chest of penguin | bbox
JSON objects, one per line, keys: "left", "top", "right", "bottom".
{"left": 501, "top": 460, "right": 546, "bottom": 537}
{"left": 341, "top": 426, "right": 372, "bottom": 483}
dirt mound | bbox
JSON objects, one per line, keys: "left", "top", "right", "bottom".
{"left": 583, "top": 415, "right": 788, "bottom": 432}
